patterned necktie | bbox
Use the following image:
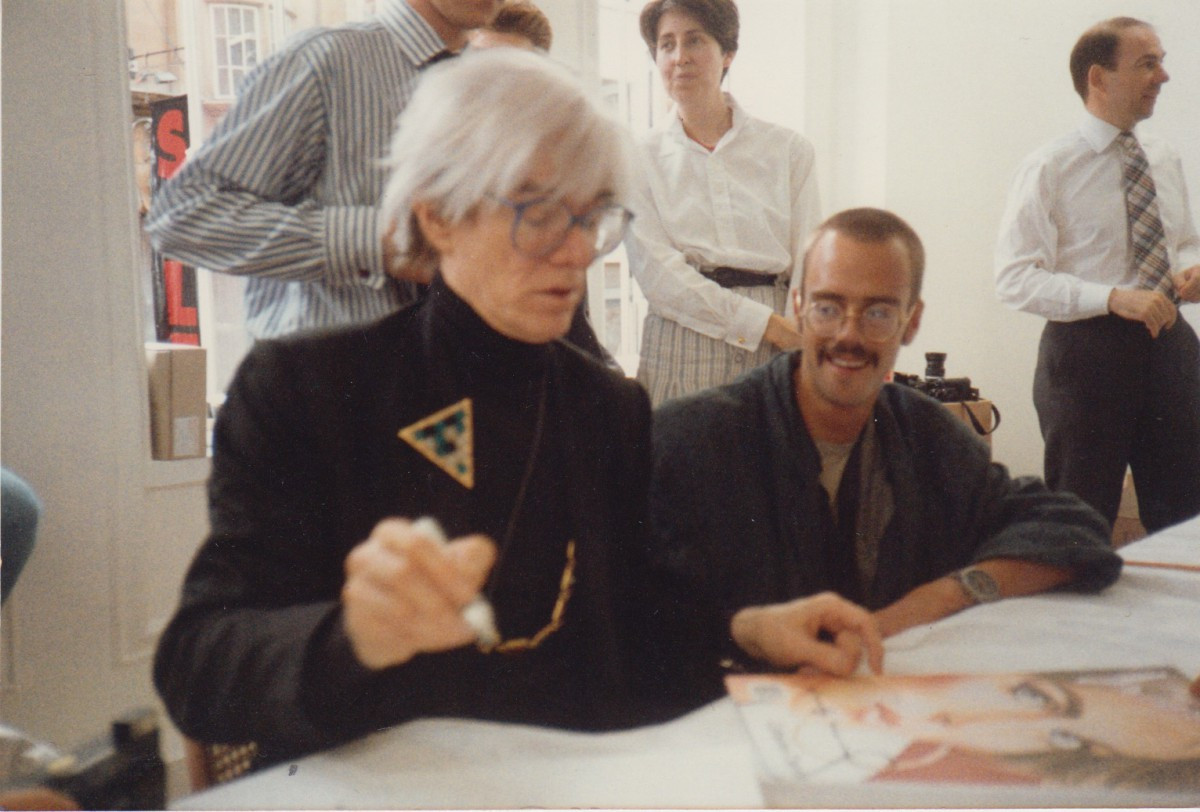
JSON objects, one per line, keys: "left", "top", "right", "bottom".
{"left": 1117, "top": 131, "right": 1176, "bottom": 300}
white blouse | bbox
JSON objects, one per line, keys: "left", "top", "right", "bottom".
{"left": 624, "top": 94, "right": 822, "bottom": 351}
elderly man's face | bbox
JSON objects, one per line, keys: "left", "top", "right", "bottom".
{"left": 417, "top": 155, "right": 604, "bottom": 345}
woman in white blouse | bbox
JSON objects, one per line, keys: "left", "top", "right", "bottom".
{"left": 626, "top": 0, "right": 821, "bottom": 405}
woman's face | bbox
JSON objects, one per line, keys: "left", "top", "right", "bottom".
{"left": 653, "top": 9, "right": 733, "bottom": 104}
{"left": 417, "top": 152, "right": 606, "bottom": 345}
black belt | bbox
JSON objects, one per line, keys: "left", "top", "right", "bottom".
{"left": 698, "top": 266, "right": 780, "bottom": 288}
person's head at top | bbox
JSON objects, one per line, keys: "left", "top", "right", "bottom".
{"left": 380, "top": 47, "right": 633, "bottom": 345}
{"left": 792, "top": 208, "right": 925, "bottom": 444}
{"left": 1070, "top": 17, "right": 1169, "bottom": 132}
{"left": 640, "top": 0, "right": 738, "bottom": 110}
{"left": 468, "top": 1, "right": 553, "bottom": 52}
{"left": 410, "top": 0, "right": 506, "bottom": 51}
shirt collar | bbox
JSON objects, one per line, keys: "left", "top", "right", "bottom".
{"left": 1079, "top": 110, "right": 1127, "bottom": 154}
{"left": 378, "top": 0, "right": 451, "bottom": 68}
{"left": 663, "top": 92, "right": 746, "bottom": 150}
{"left": 726, "top": 93, "right": 747, "bottom": 132}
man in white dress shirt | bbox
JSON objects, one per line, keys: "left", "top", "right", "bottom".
{"left": 995, "top": 17, "right": 1200, "bottom": 533}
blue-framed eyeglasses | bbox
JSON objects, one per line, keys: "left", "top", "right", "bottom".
{"left": 492, "top": 195, "right": 634, "bottom": 259}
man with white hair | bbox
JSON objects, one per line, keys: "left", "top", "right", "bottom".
{"left": 154, "top": 49, "right": 884, "bottom": 769}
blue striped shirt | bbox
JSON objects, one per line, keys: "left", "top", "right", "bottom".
{"left": 145, "top": 0, "right": 445, "bottom": 339}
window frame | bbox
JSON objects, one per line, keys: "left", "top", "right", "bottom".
{"left": 210, "top": 2, "right": 262, "bottom": 99}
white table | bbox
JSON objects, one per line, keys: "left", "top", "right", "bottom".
{"left": 177, "top": 516, "right": 1200, "bottom": 810}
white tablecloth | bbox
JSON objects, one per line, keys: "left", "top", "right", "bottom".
{"left": 177, "top": 516, "right": 1200, "bottom": 810}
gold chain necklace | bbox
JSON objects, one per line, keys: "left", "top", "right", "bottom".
{"left": 477, "top": 368, "right": 576, "bottom": 655}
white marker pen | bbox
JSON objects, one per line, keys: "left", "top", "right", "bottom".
{"left": 411, "top": 516, "right": 501, "bottom": 650}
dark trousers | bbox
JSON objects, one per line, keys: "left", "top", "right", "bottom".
{"left": 1034, "top": 314, "right": 1200, "bottom": 533}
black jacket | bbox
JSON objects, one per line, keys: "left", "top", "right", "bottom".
{"left": 154, "top": 281, "right": 717, "bottom": 766}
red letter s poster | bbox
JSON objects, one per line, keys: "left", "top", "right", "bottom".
{"left": 149, "top": 96, "right": 199, "bottom": 345}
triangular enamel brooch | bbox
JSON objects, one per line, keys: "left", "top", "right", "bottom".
{"left": 398, "top": 398, "right": 474, "bottom": 489}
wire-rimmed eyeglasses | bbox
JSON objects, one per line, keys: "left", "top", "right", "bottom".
{"left": 492, "top": 195, "right": 633, "bottom": 259}
{"left": 802, "top": 300, "right": 907, "bottom": 342}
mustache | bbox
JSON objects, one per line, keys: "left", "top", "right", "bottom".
{"left": 818, "top": 341, "right": 879, "bottom": 367}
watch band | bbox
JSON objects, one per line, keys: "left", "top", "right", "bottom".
{"left": 951, "top": 566, "right": 1001, "bottom": 605}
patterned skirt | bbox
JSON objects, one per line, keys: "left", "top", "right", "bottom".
{"left": 636, "top": 279, "right": 788, "bottom": 407}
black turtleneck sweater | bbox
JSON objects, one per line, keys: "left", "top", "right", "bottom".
{"left": 409, "top": 279, "right": 571, "bottom": 643}
{"left": 153, "top": 277, "right": 721, "bottom": 767}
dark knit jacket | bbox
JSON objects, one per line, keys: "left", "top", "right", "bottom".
{"left": 650, "top": 352, "right": 1122, "bottom": 666}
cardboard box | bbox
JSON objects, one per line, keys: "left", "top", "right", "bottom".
{"left": 943, "top": 399, "right": 996, "bottom": 451}
{"left": 146, "top": 343, "right": 207, "bottom": 460}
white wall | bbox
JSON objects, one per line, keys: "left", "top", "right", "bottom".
{"left": 2, "top": 0, "right": 210, "bottom": 759}
{"left": 878, "top": 0, "right": 1200, "bottom": 476}
{"left": 542, "top": 0, "right": 598, "bottom": 79}
{"left": 731, "top": 0, "right": 1200, "bottom": 477}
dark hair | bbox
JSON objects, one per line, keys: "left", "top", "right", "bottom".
{"left": 801, "top": 208, "right": 926, "bottom": 302}
{"left": 1069, "top": 17, "right": 1151, "bottom": 102}
{"left": 639, "top": 0, "right": 739, "bottom": 57}
{"left": 487, "top": 1, "right": 553, "bottom": 51}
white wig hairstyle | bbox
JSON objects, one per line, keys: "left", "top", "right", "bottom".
{"left": 380, "top": 48, "right": 633, "bottom": 278}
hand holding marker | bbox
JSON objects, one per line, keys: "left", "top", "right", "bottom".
{"left": 412, "top": 516, "right": 501, "bottom": 650}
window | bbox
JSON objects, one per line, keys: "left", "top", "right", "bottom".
{"left": 212, "top": 4, "right": 261, "bottom": 98}
{"left": 595, "top": 0, "right": 656, "bottom": 373}
{"left": 129, "top": 0, "right": 377, "bottom": 430}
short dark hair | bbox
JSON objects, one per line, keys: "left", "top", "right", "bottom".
{"left": 639, "top": 0, "right": 739, "bottom": 57}
{"left": 1069, "top": 17, "right": 1151, "bottom": 102}
{"left": 801, "top": 208, "right": 926, "bottom": 302}
{"left": 487, "top": 2, "right": 553, "bottom": 51}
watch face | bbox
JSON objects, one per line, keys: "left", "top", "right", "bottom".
{"left": 960, "top": 567, "right": 1000, "bottom": 603}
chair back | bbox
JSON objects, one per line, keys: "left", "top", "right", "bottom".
{"left": 184, "top": 739, "right": 258, "bottom": 792}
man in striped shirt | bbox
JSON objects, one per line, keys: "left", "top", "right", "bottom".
{"left": 146, "top": 0, "right": 503, "bottom": 339}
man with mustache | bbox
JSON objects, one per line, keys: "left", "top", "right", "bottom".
{"left": 649, "top": 208, "right": 1121, "bottom": 667}
{"left": 995, "top": 17, "right": 1200, "bottom": 532}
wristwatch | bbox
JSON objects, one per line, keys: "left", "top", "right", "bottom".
{"left": 951, "top": 566, "right": 1000, "bottom": 605}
